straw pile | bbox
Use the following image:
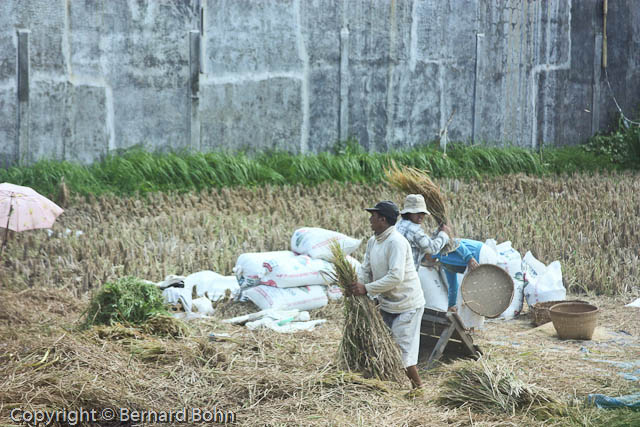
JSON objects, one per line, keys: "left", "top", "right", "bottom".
{"left": 437, "top": 356, "right": 557, "bottom": 414}
{"left": 325, "top": 243, "right": 405, "bottom": 384}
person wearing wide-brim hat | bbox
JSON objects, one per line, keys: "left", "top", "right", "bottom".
{"left": 351, "top": 200, "right": 425, "bottom": 390}
{"left": 396, "top": 194, "right": 452, "bottom": 270}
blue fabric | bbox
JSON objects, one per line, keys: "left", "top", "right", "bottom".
{"left": 587, "top": 393, "right": 640, "bottom": 409}
{"left": 434, "top": 239, "right": 483, "bottom": 308}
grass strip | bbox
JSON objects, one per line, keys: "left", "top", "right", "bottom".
{"left": 0, "top": 142, "right": 630, "bottom": 199}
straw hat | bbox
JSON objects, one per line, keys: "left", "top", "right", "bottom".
{"left": 400, "top": 194, "right": 430, "bottom": 215}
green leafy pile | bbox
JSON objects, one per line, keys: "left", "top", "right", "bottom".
{"left": 83, "top": 276, "right": 169, "bottom": 328}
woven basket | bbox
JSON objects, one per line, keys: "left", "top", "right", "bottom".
{"left": 530, "top": 299, "right": 588, "bottom": 326}
{"left": 549, "top": 302, "right": 599, "bottom": 340}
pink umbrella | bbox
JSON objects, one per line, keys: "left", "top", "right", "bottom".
{"left": 0, "top": 183, "right": 64, "bottom": 253}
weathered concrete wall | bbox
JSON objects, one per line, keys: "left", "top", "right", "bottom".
{"left": 0, "top": 0, "right": 638, "bottom": 166}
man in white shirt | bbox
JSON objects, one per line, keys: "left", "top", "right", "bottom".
{"left": 351, "top": 200, "right": 425, "bottom": 389}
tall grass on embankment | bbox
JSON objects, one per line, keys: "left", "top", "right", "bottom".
{"left": 0, "top": 141, "right": 628, "bottom": 199}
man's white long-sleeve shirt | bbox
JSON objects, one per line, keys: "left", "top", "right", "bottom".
{"left": 358, "top": 226, "right": 425, "bottom": 314}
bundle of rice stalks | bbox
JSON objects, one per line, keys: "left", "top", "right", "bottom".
{"left": 437, "top": 356, "right": 558, "bottom": 415}
{"left": 141, "top": 314, "right": 190, "bottom": 338}
{"left": 385, "top": 161, "right": 449, "bottom": 226}
{"left": 385, "top": 161, "right": 457, "bottom": 253}
{"left": 324, "top": 243, "right": 405, "bottom": 383}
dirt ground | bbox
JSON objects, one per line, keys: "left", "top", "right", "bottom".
{"left": 1, "top": 288, "right": 638, "bottom": 426}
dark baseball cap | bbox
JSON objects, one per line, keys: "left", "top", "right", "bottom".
{"left": 365, "top": 200, "right": 399, "bottom": 220}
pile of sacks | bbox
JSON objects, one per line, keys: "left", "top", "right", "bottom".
{"left": 233, "top": 227, "right": 361, "bottom": 311}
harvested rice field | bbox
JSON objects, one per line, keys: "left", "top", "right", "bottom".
{"left": 1, "top": 172, "right": 639, "bottom": 426}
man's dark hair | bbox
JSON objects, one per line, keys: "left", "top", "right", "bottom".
{"left": 379, "top": 212, "right": 397, "bottom": 226}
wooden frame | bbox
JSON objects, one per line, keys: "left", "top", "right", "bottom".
{"left": 419, "top": 308, "right": 481, "bottom": 369}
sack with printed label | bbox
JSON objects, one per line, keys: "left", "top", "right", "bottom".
{"left": 291, "top": 227, "right": 361, "bottom": 261}
{"left": 233, "top": 251, "right": 296, "bottom": 287}
{"left": 261, "top": 254, "right": 333, "bottom": 288}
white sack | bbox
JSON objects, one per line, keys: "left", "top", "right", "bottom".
{"left": 261, "top": 254, "right": 333, "bottom": 288}
{"left": 291, "top": 227, "right": 361, "bottom": 261}
{"left": 184, "top": 270, "right": 240, "bottom": 301}
{"left": 197, "top": 275, "right": 239, "bottom": 301}
{"left": 418, "top": 266, "right": 448, "bottom": 311}
{"left": 191, "top": 297, "right": 214, "bottom": 315}
{"left": 244, "top": 285, "right": 328, "bottom": 311}
{"left": 495, "top": 241, "right": 523, "bottom": 277}
{"left": 522, "top": 251, "right": 566, "bottom": 306}
{"left": 455, "top": 269, "right": 485, "bottom": 329}
{"left": 327, "top": 285, "right": 343, "bottom": 300}
{"left": 162, "top": 286, "right": 193, "bottom": 313}
{"left": 499, "top": 275, "right": 526, "bottom": 320}
{"left": 233, "top": 251, "right": 295, "bottom": 287}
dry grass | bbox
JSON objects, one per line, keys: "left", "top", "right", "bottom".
{"left": 437, "top": 354, "right": 558, "bottom": 414}
{"left": 0, "top": 172, "right": 639, "bottom": 425}
{"left": 2, "top": 173, "right": 635, "bottom": 295}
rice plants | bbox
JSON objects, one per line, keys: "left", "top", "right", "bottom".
{"left": 0, "top": 143, "right": 622, "bottom": 199}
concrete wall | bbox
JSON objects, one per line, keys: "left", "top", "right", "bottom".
{"left": 1, "top": 0, "right": 638, "bottom": 166}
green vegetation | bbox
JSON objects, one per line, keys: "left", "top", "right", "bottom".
{"left": 1, "top": 125, "right": 638, "bottom": 198}
{"left": 83, "top": 276, "right": 169, "bottom": 328}
{"left": 584, "top": 115, "right": 640, "bottom": 168}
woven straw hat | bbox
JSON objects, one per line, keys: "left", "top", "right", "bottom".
{"left": 400, "top": 194, "right": 430, "bottom": 215}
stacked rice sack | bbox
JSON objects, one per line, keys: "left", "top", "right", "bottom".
{"left": 233, "top": 227, "right": 361, "bottom": 311}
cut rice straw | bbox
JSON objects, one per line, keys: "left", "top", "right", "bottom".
{"left": 437, "top": 356, "right": 558, "bottom": 415}
{"left": 385, "top": 161, "right": 449, "bottom": 226}
{"left": 385, "top": 161, "right": 457, "bottom": 252}
{"left": 323, "top": 242, "right": 405, "bottom": 384}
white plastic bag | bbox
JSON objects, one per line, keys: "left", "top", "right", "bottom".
{"left": 233, "top": 251, "right": 295, "bottom": 287}
{"left": 244, "top": 285, "right": 328, "bottom": 311}
{"left": 499, "top": 274, "right": 525, "bottom": 320}
{"left": 162, "top": 286, "right": 193, "bottom": 313}
{"left": 522, "top": 251, "right": 565, "bottom": 306}
{"left": 418, "top": 266, "right": 448, "bottom": 311}
{"left": 185, "top": 271, "right": 240, "bottom": 301}
{"left": 495, "top": 241, "right": 523, "bottom": 277}
{"left": 197, "top": 276, "right": 239, "bottom": 301}
{"left": 291, "top": 227, "right": 361, "bottom": 261}
{"left": 261, "top": 254, "right": 333, "bottom": 288}
{"left": 191, "top": 296, "right": 214, "bottom": 315}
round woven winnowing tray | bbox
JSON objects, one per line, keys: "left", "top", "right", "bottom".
{"left": 460, "top": 264, "right": 514, "bottom": 318}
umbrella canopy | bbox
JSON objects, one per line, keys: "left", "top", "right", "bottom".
{"left": 0, "top": 183, "right": 64, "bottom": 232}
